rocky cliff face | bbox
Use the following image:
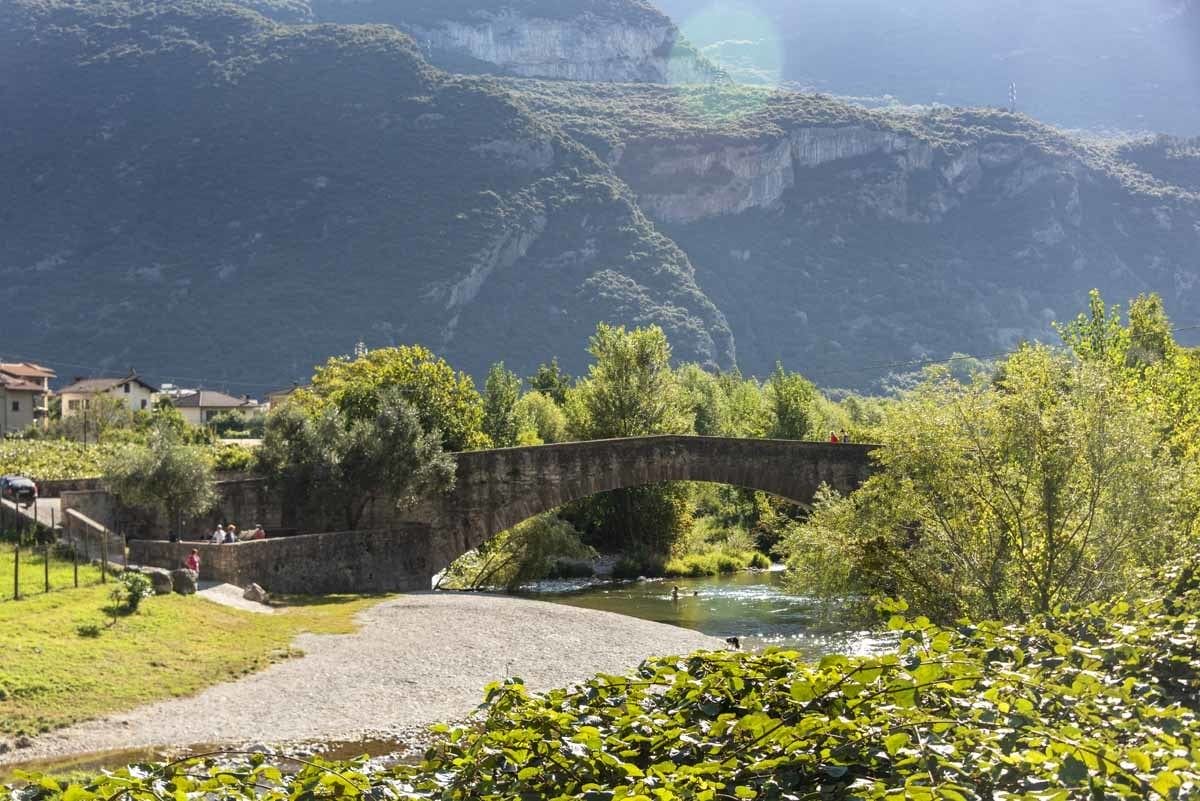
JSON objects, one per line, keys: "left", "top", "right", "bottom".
{"left": 0, "top": 0, "right": 735, "bottom": 388}
{"left": 408, "top": 12, "right": 713, "bottom": 82}
{"left": 519, "top": 84, "right": 1200, "bottom": 383}
{"left": 309, "top": 0, "right": 720, "bottom": 83}
{"left": 612, "top": 126, "right": 1078, "bottom": 226}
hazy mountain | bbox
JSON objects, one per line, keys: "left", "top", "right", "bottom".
{"left": 2, "top": 0, "right": 1198, "bottom": 394}
{"left": 238, "top": 0, "right": 722, "bottom": 83}
{"left": 516, "top": 81, "right": 1200, "bottom": 384}
{"left": 655, "top": 0, "right": 1200, "bottom": 136}
{"left": 0, "top": 0, "right": 733, "bottom": 392}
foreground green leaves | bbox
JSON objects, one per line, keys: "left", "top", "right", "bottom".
{"left": 10, "top": 558, "right": 1200, "bottom": 799}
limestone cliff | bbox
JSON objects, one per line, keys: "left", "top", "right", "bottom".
{"left": 517, "top": 81, "right": 1200, "bottom": 384}
{"left": 309, "top": 0, "right": 721, "bottom": 83}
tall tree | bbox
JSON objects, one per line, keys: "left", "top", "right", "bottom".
{"left": 783, "top": 344, "right": 1184, "bottom": 623}
{"left": 101, "top": 422, "right": 217, "bottom": 536}
{"left": 765, "top": 363, "right": 818, "bottom": 440}
{"left": 565, "top": 323, "right": 691, "bottom": 440}
{"left": 563, "top": 324, "right": 693, "bottom": 556}
{"left": 527, "top": 358, "right": 573, "bottom": 405}
{"left": 309, "top": 344, "right": 488, "bottom": 451}
{"left": 258, "top": 387, "right": 456, "bottom": 532}
{"left": 514, "top": 390, "right": 567, "bottom": 444}
{"left": 482, "top": 362, "right": 522, "bottom": 448}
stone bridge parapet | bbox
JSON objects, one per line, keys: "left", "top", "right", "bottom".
{"left": 132, "top": 436, "right": 876, "bottom": 593}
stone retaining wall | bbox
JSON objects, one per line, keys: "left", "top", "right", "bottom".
{"left": 61, "top": 478, "right": 282, "bottom": 541}
{"left": 129, "top": 525, "right": 437, "bottom": 594}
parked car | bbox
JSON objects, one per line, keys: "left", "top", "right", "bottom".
{"left": 0, "top": 475, "right": 38, "bottom": 507}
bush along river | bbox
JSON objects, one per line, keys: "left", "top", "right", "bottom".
{"left": 514, "top": 567, "right": 894, "bottom": 658}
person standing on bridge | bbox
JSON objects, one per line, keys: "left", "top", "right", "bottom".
{"left": 840, "top": 429, "right": 850, "bottom": 444}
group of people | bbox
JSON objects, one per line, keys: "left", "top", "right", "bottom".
{"left": 209, "top": 523, "right": 267, "bottom": 544}
{"left": 828, "top": 429, "right": 852, "bottom": 444}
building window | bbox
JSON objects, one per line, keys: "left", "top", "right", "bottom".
{"left": 10, "top": 401, "right": 17, "bottom": 412}
{"left": 141, "top": 399, "right": 148, "bottom": 410}
{"left": 123, "top": 383, "right": 131, "bottom": 394}
{"left": 68, "top": 399, "right": 81, "bottom": 411}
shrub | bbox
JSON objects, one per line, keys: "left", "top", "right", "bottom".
{"left": 119, "top": 571, "right": 154, "bottom": 612}
{"left": 746, "top": 551, "right": 772, "bottom": 570}
{"left": 31, "top": 551, "right": 1200, "bottom": 800}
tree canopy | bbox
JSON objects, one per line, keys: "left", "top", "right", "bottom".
{"left": 257, "top": 387, "right": 456, "bottom": 532}
{"left": 307, "top": 344, "right": 489, "bottom": 451}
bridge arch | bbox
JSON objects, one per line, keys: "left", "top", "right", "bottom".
{"left": 421, "top": 436, "right": 876, "bottom": 576}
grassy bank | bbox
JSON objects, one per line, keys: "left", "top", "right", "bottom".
{"left": 0, "top": 546, "right": 106, "bottom": 602}
{"left": 0, "top": 583, "right": 385, "bottom": 738}
{"left": 661, "top": 549, "right": 771, "bottom": 578}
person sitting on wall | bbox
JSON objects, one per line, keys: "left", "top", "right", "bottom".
{"left": 211, "top": 524, "right": 226, "bottom": 544}
{"left": 185, "top": 548, "right": 200, "bottom": 577}
{"left": 252, "top": 524, "right": 267, "bottom": 541}
{"left": 225, "top": 524, "right": 238, "bottom": 544}
{"left": 829, "top": 431, "right": 840, "bottom": 444}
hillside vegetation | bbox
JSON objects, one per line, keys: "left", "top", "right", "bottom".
{"left": 3, "top": 0, "right": 1200, "bottom": 392}
{"left": 0, "top": 0, "right": 733, "bottom": 389}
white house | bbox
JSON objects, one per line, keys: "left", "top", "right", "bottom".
{"left": 58, "top": 372, "right": 158, "bottom": 417}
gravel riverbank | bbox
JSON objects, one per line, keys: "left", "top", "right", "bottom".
{"left": 2, "top": 593, "right": 723, "bottom": 767}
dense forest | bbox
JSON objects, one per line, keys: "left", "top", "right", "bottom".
{"left": 3, "top": 0, "right": 1199, "bottom": 391}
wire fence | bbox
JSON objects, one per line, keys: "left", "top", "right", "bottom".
{"left": 0, "top": 500, "right": 110, "bottom": 601}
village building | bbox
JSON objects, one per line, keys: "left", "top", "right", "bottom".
{"left": 265, "top": 383, "right": 309, "bottom": 410}
{"left": 167, "top": 389, "right": 263, "bottom": 426}
{"left": 0, "top": 362, "right": 56, "bottom": 434}
{"left": 58, "top": 372, "right": 158, "bottom": 418}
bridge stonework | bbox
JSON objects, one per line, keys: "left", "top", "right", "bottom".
{"left": 131, "top": 437, "right": 875, "bottom": 594}
{"left": 419, "top": 436, "right": 875, "bottom": 581}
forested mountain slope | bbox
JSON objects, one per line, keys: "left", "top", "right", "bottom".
{"left": 2, "top": 0, "right": 1198, "bottom": 392}
{"left": 0, "top": 0, "right": 734, "bottom": 388}
{"left": 515, "top": 82, "right": 1200, "bottom": 382}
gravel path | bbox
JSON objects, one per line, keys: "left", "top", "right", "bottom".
{"left": 2, "top": 593, "right": 723, "bottom": 766}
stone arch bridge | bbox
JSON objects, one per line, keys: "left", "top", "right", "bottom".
{"left": 132, "top": 436, "right": 876, "bottom": 593}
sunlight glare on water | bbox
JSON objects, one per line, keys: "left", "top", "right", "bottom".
{"left": 517, "top": 569, "right": 896, "bottom": 660}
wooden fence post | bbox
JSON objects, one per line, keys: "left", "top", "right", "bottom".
{"left": 13, "top": 542, "right": 19, "bottom": 601}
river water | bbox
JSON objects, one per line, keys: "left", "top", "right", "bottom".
{"left": 515, "top": 568, "right": 894, "bottom": 659}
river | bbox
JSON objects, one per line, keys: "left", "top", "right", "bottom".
{"left": 515, "top": 568, "right": 894, "bottom": 659}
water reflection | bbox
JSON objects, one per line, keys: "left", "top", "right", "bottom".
{"left": 515, "top": 569, "right": 895, "bottom": 659}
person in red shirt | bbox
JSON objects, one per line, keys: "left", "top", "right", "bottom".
{"left": 829, "top": 431, "right": 840, "bottom": 444}
{"left": 185, "top": 548, "right": 200, "bottom": 575}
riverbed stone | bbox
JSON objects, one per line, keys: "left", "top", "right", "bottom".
{"left": 243, "top": 583, "right": 268, "bottom": 603}
{"left": 140, "top": 566, "right": 174, "bottom": 595}
{"left": 171, "top": 569, "right": 198, "bottom": 595}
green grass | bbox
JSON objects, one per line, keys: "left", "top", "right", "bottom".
{"left": 0, "top": 582, "right": 385, "bottom": 738}
{"left": 661, "top": 549, "right": 771, "bottom": 578}
{"left": 0, "top": 545, "right": 105, "bottom": 602}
